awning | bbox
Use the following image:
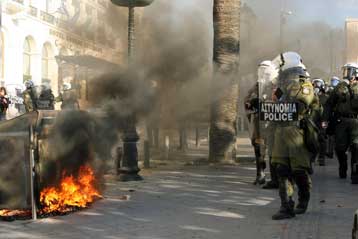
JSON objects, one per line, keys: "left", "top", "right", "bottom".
{"left": 55, "top": 55, "right": 121, "bottom": 72}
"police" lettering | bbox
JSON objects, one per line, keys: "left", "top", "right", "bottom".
{"left": 260, "top": 102, "right": 298, "bottom": 122}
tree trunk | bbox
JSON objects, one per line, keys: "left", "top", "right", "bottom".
{"left": 209, "top": 0, "right": 240, "bottom": 162}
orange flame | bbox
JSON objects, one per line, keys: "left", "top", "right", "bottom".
{"left": 40, "top": 165, "right": 101, "bottom": 214}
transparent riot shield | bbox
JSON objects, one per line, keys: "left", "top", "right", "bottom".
{"left": 244, "top": 82, "right": 260, "bottom": 145}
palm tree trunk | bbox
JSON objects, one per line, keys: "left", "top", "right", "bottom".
{"left": 209, "top": 0, "right": 240, "bottom": 162}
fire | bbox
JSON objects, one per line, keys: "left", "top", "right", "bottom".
{"left": 40, "top": 165, "right": 102, "bottom": 214}
{"left": 0, "top": 209, "right": 31, "bottom": 218}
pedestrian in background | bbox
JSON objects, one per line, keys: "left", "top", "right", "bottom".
{"left": 0, "top": 87, "right": 9, "bottom": 121}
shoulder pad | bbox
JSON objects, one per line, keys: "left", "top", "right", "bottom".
{"left": 302, "top": 82, "right": 313, "bottom": 88}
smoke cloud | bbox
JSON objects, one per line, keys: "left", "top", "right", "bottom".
{"left": 39, "top": 0, "right": 214, "bottom": 190}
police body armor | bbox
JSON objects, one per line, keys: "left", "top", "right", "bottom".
{"left": 23, "top": 88, "right": 38, "bottom": 112}
{"left": 349, "top": 81, "right": 358, "bottom": 112}
{"left": 328, "top": 81, "right": 358, "bottom": 181}
{"left": 37, "top": 89, "right": 55, "bottom": 110}
{"left": 336, "top": 81, "right": 358, "bottom": 113}
{"left": 287, "top": 77, "right": 319, "bottom": 155}
{"left": 270, "top": 67, "right": 316, "bottom": 220}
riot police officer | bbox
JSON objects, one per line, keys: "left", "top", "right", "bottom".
{"left": 312, "top": 78, "right": 329, "bottom": 166}
{"left": 326, "top": 76, "right": 340, "bottom": 158}
{"left": 323, "top": 63, "right": 358, "bottom": 184}
{"left": 22, "top": 80, "right": 37, "bottom": 112}
{"left": 37, "top": 82, "right": 55, "bottom": 110}
{"left": 245, "top": 81, "right": 266, "bottom": 185}
{"left": 327, "top": 76, "right": 340, "bottom": 94}
{"left": 245, "top": 60, "right": 279, "bottom": 186}
{"left": 57, "top": 83, "right": 80, "bottom": 110}
{"left": 271, "top": 52, "right": 319, "bottom": 220}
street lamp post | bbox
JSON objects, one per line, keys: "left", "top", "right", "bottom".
{"left": 279, "top": 0, "right": 293, "bottom": 53}
{"left": 279, "top": 9, "right": 292, "bottom": 53}
{"left": 111, "top": 0, "right": 154, "bottom": 182}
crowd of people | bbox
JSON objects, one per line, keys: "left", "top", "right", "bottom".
{"left": 245, "top": 51, "right": 358, "bottom": 220}
{"left": 0, "top": 80, "right": 79, "bottom": 121}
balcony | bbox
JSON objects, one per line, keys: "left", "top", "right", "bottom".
{"left": 55, "top": 18, "right": 68, "bottom": 29}
{"left": 28, "top": 6, "right": 38, "bottom": 17}
{"left": 13, "top": 0, "right": 24, "bottom": 4}
{"left": 6, "top": 0, "right": 26, "bottom": 15}
{"left": 40, "top": 11, "right": 55, "bottom": 24}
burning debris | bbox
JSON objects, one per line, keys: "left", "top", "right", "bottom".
{"left": 0, "top": 165, "right": 101, "bottom": 221}
{"left": 0, "top": 111, "right": 104, "bottom": 221}
{"left": 40, "top": 165, "right": 102, "bottom": 215}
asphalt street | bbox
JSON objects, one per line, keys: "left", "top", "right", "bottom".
{"left": 0, "top": 154, "right": 357, "bottom": 239}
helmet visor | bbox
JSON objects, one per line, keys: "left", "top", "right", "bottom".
{"left": 343, "top": 67, "right": 357, "bottom": 80}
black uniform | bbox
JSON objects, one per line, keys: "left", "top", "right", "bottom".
{"left": 323, "top": 80, "right": 358, "bottom": 183}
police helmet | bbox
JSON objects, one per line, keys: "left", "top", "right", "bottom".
{"left": 272, "top": 52, "right": 306, "bottom": 72}
{"left": 25, "top": 80, "right": 34, "bottom": 89}
{"left": 342, "top": 63, "right": 358, "bottom": 81}
{"left": 312, "top": 78, "right": 325, "bottom": 93}
{"left": 42, "top": 82, "right": 51, "bottom": 91}
{"left": 330, "top": 76, "right": 340, "bottom": 87}
{"left": 280, "top": 66, "right": 308, "bottom": 81}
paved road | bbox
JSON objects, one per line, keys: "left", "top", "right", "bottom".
{"left": 1, "top": 157, "right": 357, "bottom": 239}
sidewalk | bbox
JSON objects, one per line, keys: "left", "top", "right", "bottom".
{"left": 142, "top": 132, "right": 255, "bottom": 168}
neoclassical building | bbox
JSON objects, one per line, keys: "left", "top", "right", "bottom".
{"left": 1, "top": 0, "right": 123, "bottom": 100}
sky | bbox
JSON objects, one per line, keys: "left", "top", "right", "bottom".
{"left": 170, "top": 0, "right": 358, "bottom": 29}
{"left": 245, "top": 0, "right": 358, "bottom": 28}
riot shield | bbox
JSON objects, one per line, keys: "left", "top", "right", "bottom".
{"left": 244, "top": 82, "right": 260, "bottom": 145}
{"left": 260, "top": 67, "right": 314, "bottom": 171}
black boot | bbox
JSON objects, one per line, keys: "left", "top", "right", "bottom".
{"left": 293, "top": 170, "right": 311, "bottom": 215}
{"left": 336, "top": 150, "right": 348, "bottom": 179}
{"left": 351, "top": 144, "right": 358, "bottom": 184}
{"left": 254, "top": 170, "right": 266, "bottom": 185}
{"left": 262, "top": 180, "right": 279, "bottom": 189}
{"left": 295, "top": 201, "right": 309, "bottom": 214}
{"left": 318, "top": 133, "right": 327, "bottom": 166}
{"left": 253, "top": 145, "right": 266, "bottom": 185}
{"left": 326, "top": 136, "right": 334, "bottom": 158}
{"left": 263, "top": 157, "right": 279, "bottom": 189}
{"left": 272, "top": 178, "right": 295, "bottom": 220}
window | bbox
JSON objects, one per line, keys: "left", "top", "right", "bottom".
{"left": 42, "top": 46, "right": 49, "bottom": 80}
{"left": 46, "top": 0, "right": 53, "bottom": 12}
{"left": 23, "top": 38, "right": 32, "bottom": 80}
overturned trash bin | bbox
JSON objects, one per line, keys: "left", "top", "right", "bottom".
{"left": 0, "top": 110, "right": 102, "bottom": 221}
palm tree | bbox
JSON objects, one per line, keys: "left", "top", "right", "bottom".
{"left": 209, "top": 0, "right": 240, "bottom": 162}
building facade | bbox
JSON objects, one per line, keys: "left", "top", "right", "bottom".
{"left": 345, "top": 18, "right": 358, "bottom": 64}
{"left": 0, "top": 0, "right": 123, "bottom": 98}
